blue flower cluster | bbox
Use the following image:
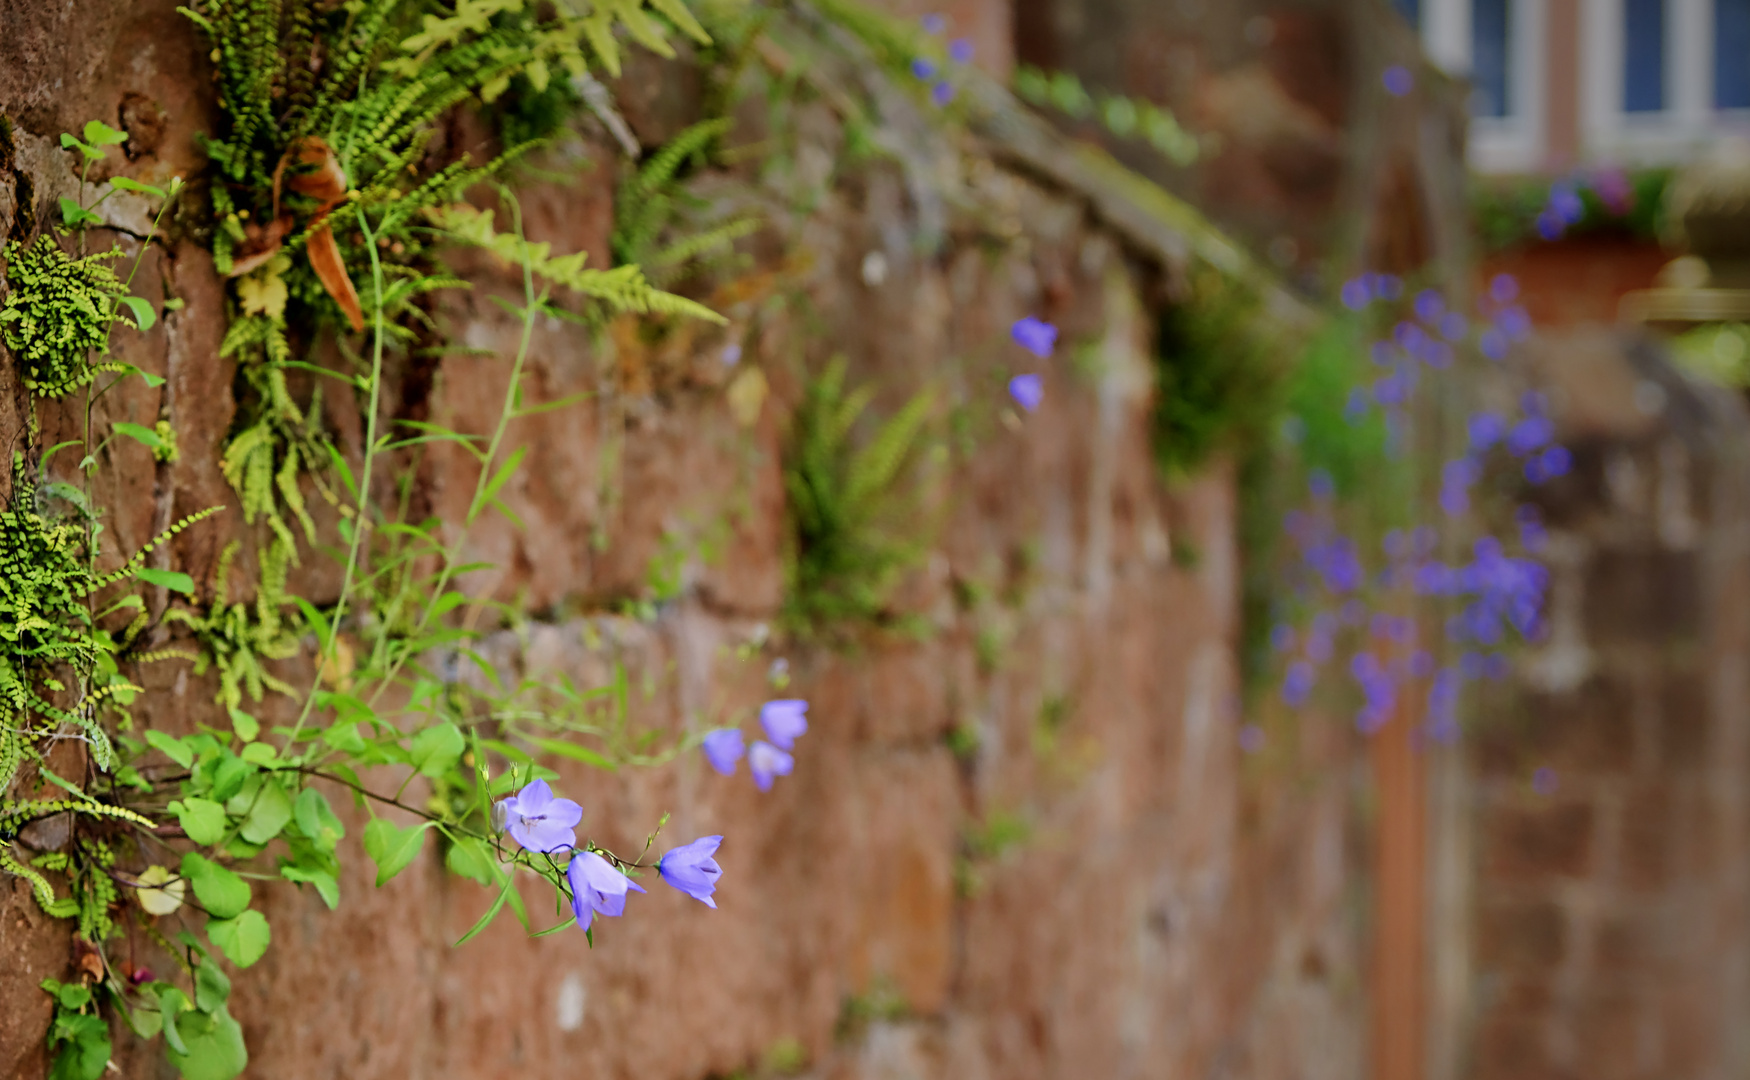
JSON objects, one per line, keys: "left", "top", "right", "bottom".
{"left": 702, "top": 698, "right": 809, "bottom": 791}
{"left": 1008, "top": 316, "right": 1056, "bottom": 412}
{"left": 493, "top": 780, "right": 724, "bottom": 933}
{"left": 912, "top": 14, "right": 977, "bottom": 107}
{"left": 1271, "top": 269, "right": 1566, "bottom": 745}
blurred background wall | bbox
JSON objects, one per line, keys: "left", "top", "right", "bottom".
{"left": 3, "top": 0, "right": 1750, "bottom": 1078}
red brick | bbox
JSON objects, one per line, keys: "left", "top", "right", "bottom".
{"left": 1484, "top": 800, "right": 1597, "bottom": 883}
{"left": 1477, "top": 898, "right": 1567, "bottom": 973}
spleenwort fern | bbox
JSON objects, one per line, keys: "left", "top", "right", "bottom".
{"left": 0, "top": 237, "right": 133, "bottom": 398}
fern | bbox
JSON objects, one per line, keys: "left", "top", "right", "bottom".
{"left": 427, "top": 203, "right": 728, "bottom": 323}
{"left": 163, "top": 540, "right": 301, "bottom": 709}
{"left": 0, "top": 237, "right": 132, "bottom": 398}
{"left": 611, "top": 118, "right": 760, "bottom": 284}
{"left": 783, "top": 358, "right": 933, "bottom": 629}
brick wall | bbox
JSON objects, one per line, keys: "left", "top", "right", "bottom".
{"left": 0, "top": 3, "right": 1372, "bottom": 1078}
{"left": 1468, "top": 330, "right": 1750, "bottom": 1080}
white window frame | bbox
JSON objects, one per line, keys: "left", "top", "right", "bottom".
{"left": 1421, "top": 0, "right": 1550, "bottom": 173}
{"left": 1580, "top": 0, "right": 1750, "bottom": 163}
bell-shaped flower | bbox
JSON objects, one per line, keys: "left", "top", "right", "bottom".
{"left": 567, "top": 850, "right": 645, "bottom": 933}
{"left": 748, "top": 740, "right": 794, "bottom": 792}
{"left": 1009, "top": 374, "right": 1043, "bottom": 412}
{"left": 496, "top": 779, "right": 582, "bottom": 853}
{"left": 1010, "top": 317, "right": 1057, "bottom": 359}
{"left": 759, "top": 699, "right": 809, "bottom": 750}
{"left": 658, "top": 835, "right": 724, "bottom": 908}
{"left": 701, "top": 729, "right": 745, "bottom": 776}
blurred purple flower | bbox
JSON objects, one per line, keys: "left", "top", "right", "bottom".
{"left": 949, "top": 38, "right": 974, "bottom": 63}
{"left": 921, "top": 13, "right": 947, "bottom": 33}
{"left": 1549, "top": 182, "right": 1584, "bottom": 224}
{"left": 1011, "top": 316, "right": 1058, "bottom": 358}
{"left": 1480, "top": 328, "right": 1509, "bottom": 360}
{"left": 1382, "top": 65, "right": 1414, "bottom": 96}
{"left": 1532, "top": 767, "right": 1559, "bottom": 796}
{"left": 1009, "top": 373, "right": 1044, "bottom": 411}
{"left": 1414, "top": 289, "right": 1445, "bottom": 323}
{"left": 1308, "top": 469, "right": 1335, "bottom": 500}
{"left": 748, "top": 740, "right": 794, "bottom": 792}
{"left": 932, "top": 80, "right": 956, "bottom": 106}
{"left": 1498, "top": 306, "right": 1533, "bottom": 340}
{"left": 1270, "top": 623, "right": 1296, "bottom": 652}
{"left": 1283, "top": 661, "right": 1316, "bottom": 707}
{"left": 498, "top": 779, "right": 582, "bottom": 853}
{"left": 702, "top": 728, "right": 746, "bottom": 776}
{"left": 911, "top": 57, "right": 937, "bottom": 80}
{"left": 1341, "top": 277, "right": 1371, "bottom": 310}
{"left": 1535, "top": 210, "right": 1566, "bottom": 241}
{"left": 1489, "top": 273, "right": 1520, "bottom": 303}
{"left": 1469, "top": 411, "right": 1505, "bottom": 452}
{"left": 1377, "top": 275, "right": 1405, "bottom": 300}
{"left": 658, "top": 835, "right": 724, "bottom": 908}
{"left": 1507, "top": 416, "right": 1554, "bottom": 456}
{"left": 568, "top": 850, "right": 645, "bottom": 933}
{"left": 1540, "top": 445, "right": 1572, "bottom": 477}
{"left": 759, "top": 699, "right": 809, "bottom": 749}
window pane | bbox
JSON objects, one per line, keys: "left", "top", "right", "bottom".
{"left": 1623, "top": 0, "right": 1666, "bottom": 112}
{"left": 1472, "top": 0, "right": 1511, "bottom": 118}
{"left": 1392, "top": 0, "right": 1421, "bottom": 28}
{"left": 1719, "top": 0, "right": 1750, "bottom": 108}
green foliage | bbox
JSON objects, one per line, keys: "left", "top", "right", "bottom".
{"left": 162, "top": 541, "right": 301, "bottom": 710}
{"left": 611, "top": 118, "right": 760, "bottom": 284}
{"left": 0, "top": 237, "right": 132, "bottom": 398}
{"left": 1151, "top": 270, "right": 1284, "bottom": 475}
{"left": 783, "top": 358, "right": 933, "bottom": 631}
{"left": 41, "top": 979, "right": 111, "bottom": 1080}
{"left": 1013, "top": 65, "right": 1200, "bottom": 166}
{"left": 428, "top": 202, "right": 728, "bottom": 323}
{"left": 1470, "top": 168, "right": 1670, "bottom": 252}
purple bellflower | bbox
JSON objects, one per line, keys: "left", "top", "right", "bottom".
{"left": 1382, "top": 65, "right": 1413, "bottom": 96}
{"left": 911, "top": 57, "right": 937, "bottom": 80}
{"left": 748, "top": 740, "right": 794, "bottom": 792}
{"left": 932, "top": 81, "right": 956, "bottom": 106}
{"left": 1009, "top": 373, "right": 1044, "bottom": 411}
{"left": 567, "top": 850, "right": 645, "bottom": 933}
{"left": 921, "top": 12, "right": 947, "bottom": 33}
{"left": 760, "top": 699, "right": 809, "bottom": 749}
{"left": 497, "top": 779, "right": 582, "bottom": 853}
{"left": 702, "top": 728, "right": 746, "bottom": 776}
{"left": 658, "top": 836, "right": 724, "bottom": 908}
{"left": 1010, "top": 316, "right": 1058, "bottom": 358}
{"left": 949, "top": 38, "right": 975, "bottom": 63}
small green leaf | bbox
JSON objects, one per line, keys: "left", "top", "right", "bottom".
{"left": 280, "top": 864, "right": 339, "bottom": 909}
{"left": 59, "top": 133, "right": 102, "bottom": 161}
{"left": 146, "top": 730, "right": 194, "bottom": 769}
{"left": 153, "top": 986, "right": 190, "bottom": 1054}
{"left": 180, "top": 853, "right": 251, "bottom": 919}
{"left": 409, "top": 722, "right": 465, "bottom": 778}
{"left": 83, "top": 119, "right": 127, "bottom": 146}
{"left": 206, "top": 910, "right": 271, "bottom": 968}
{"left": 169, "top": 797, "right": 227, "bottom": 845}
{"left": 362, "top": 818, "right": 429, "bottom": 887}
{"left": 239, "top": 741, "right": 277, "bottom": 766}
{"left": 59, "top": 197, "right": 101, "bottom": 228}
{"left": 193, "top": 959, "right": 230, "bottom": 1013}
{"left": 54, "top": 983, "right": 92, "bottom": 1010}
{"left": 454, "top": 871, "right": 517, "bottom": 947}
{"left": 293, "top": 787, "right": 345, "bottom": 851}
{"left": 238, "top": 776, "right": 293, "bottom": 844}
{"left": 227, "top": 708, "right": 259, "bottom": 743}
{"left": 136, "top": 567, "right": 194, "bottom": 594}
{"left": 524, "top": 734, "right": 617, "bottom": 771}
{"left": 166, "top": 1008, "right": 248, "bottom": 1080}
{"left": 117, "top": 364, "right": 167, "bottom": 388}
{"left": 109, "top": 176, "right": 166, "bottom": 197}
{"left": 118, "top": 295, "right": 157, "bottom": 330}
{"left": 111, "top": 421, "right": 164, "bottom": 451}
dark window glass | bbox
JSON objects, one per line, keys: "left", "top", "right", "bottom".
{"left": 1623, "top": 0, "right": 1666, "bottom": 112}
{"left": 1472, "top": 0, "right": 1511, "bottom": 118}
{"left": 1392, "top": 0, "right": 1421, "bottom": 28}
{"left": 1718, "top": 0, "right": 1750, "bottom": 108}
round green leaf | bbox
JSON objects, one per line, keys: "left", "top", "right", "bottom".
{"left": 409, "top": 722, "right": 465, "bottom": 778}
{"left": 363, "top": 818, "right": 429, "bottom": 886}
{"left": 166, "top": 1009, "right": 248, "bottom": 1080}
{"left": 169, "top": 798, "right": 228, "bottom": 846}
{"left": 179, "top": 853, "right": 251, "bottom": 919}
{"left": 207, "top": 910, "right": 270, "bottom": 968}
{"left": 238, "top": 777, "right": 294, "bottom": 844}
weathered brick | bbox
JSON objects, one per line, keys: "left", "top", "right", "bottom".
{"left": 1483, "top": 800, "right": 1597, "bottom": 883}
{"left": 1583, "top": 547, "right": 1702, "bottom": 647}
{"left": 1477, "top": 898, "right": 1566, "bottom": 972}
